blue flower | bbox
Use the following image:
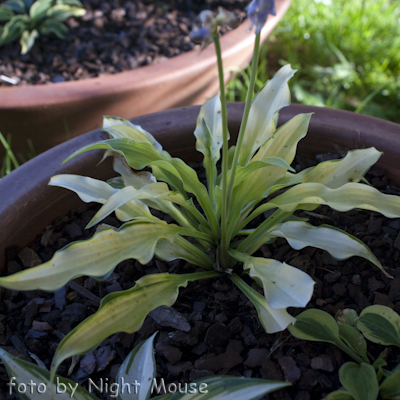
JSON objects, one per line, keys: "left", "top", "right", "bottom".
{"left": 190, "top": 26, "right": 212, "bottom": 46}
{"left": 189, "top": 8, "right": 241, "bottom": 49}
{"left": 246, "top": 0, "right": 276, "bottom": 33}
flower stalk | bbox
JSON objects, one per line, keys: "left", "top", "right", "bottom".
{"left": 219, "top": 31, "right": 261, "bottom": 262}
{"left": 213, "top": 32, "right": 230, "bottom": 270}
{"left": 227, "top": 32, "right": 261, "bottom": 204}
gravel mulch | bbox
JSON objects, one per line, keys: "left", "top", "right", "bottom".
{"left": 0, "top": 0, "right": 247, "bottom": 86}
{"left": 1, "top": 154, "right": 400, "bottom": 400}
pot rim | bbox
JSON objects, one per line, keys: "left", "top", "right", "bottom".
{"left": 1, "top": 103, "right": 399, "bottom": 272}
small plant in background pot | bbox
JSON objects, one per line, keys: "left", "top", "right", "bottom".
{"left": 0, "top": 0, "right": 86, "bottom": 54}
{"left": 1, "top": 0, "right": 400, "bottom": 398}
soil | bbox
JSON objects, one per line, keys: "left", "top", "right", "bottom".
{"left": 0, "top": 0, "right": 247, "bottom": 87}
{"left": 1, "top": 155, "right": 400, "bottom": 400}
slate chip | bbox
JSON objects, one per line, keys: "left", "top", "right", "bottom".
{"left": 204, "top": 323, "right": 231, "bottom": 347}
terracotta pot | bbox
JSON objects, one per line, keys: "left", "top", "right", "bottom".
{"left": 0, "top": 0, "right": 291, "bottom": 159}
{"left": 1, "top": 102, "right": 400, "bottom": 273}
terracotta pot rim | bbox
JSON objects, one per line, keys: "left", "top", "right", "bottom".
{"left": 1, "top": 103, "right": 400, "bottom": 272}
{"left": 0, "top": 1, "right": 290, "bottom": 108}
{"left": 0, "top": 0, "right": 291, "bottom": 159}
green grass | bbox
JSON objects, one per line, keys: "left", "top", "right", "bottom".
{"left": 228, "top": 0, "right": 400, "bottom": 123}
{"left": 0, "top": 132, "right": 36, "bottom": 178}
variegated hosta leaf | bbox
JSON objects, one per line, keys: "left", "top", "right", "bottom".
{"left": 30, "top": 0, "right": 53, "bottom": 22}
{"left": 253, "top": 113, "right": 312, "bottom": 164}
{"left": 64, "top": 138, "right": 218, "bottom": 236}
{"left": 116, "top": 332, "right": 157, "bottom": 400}
{"left": 323, "top": 389, "right": 355, "bottom": 400}
{"left": 356, "top": 305, "right": 400, "bottom": 347}
{"left": 86, "top": 182, "right": 188, "bottom": 228}
{"left": 231, "top": 157, "right": 294, "bottom": 189}
{"left": 151, "top": 158, "right": 210, "bottom": 206}
{"left": 51, "top": 271, "right": 221, "bottom": 381}
{"left": 339, "top": 362, "right": 379, "bottom": 400}
{"left": 269, "top": 221, "right": 388, "bottom": 277}
{"left": 0, "top": 348, "right": 97, "bottom": 400}
{"left": 3, "top": 0, "right": 26, "bottom": 13}
{"left": 113, "top": 156, "right": 157, "bottom": 189}
{"left": 45, "top": 4, "right": 86, "bottom": 21}
{"left": 227, "top": 145, "right": 236, "bottom": 170}
{"left": 336, "top": 308, "right": 359, "bottom": 327}
{"left": 379, "top": 370, "right": 400, "bottom": 400}
{"left": 288, "top": 310, "right": 365, "bottom": 364}
{"left": 0, "top": 15, "right": 29, "bottom": 47}
{"left": 149, "top": 159, "right": 219, "bottom": 237}
{"left": 215, "top": 184, "right": 222, "bottom": 219}
{"left": 51, "top": 167, "right": 200, "bottom": 231}
{"left": 103, "top": 116, "right": 163, "bottom": 151}
{"left": 106, "top": 176, "right": 125, "bottom": 189}
{"left": 303, "top": 148, "right": 382, "bottom": 188}
{"left": 37, "top": 18, "right": 69, "bottom": 39}
{"left": 230, "top": 274, "right": 296, "bottom": 333}
{"left": 372, "top": 358, "right": 387, "bottom": 382}
{"left": 64, "top": 138, "right": 171, "bottom": 170}
{"left": 287, "top": 309, "right": 341, "bottom": 344}
{"left": 50, "top": 174, "right": 117, "bottom": 203}
{"left": 194, "top": 94, "right": 223, "bottom": 184}
{"left": 113, "top": 157, "right": 202, "bottom": 230}
{"left": 0, "top": 6, "right": 15, "bottom": 22}
{"left": 20, "top": 28, "right": 38, "bottom": 54}
{"left": 264, "top": 182, "right": 400, "bottom": 218}
{"left": 56, "top": 0, "right": 85, "bottom": 7}
{"left": 155, "top": 237, "right": 214, "bottom": 270}
{"left": 103, "top": 125, "right": 164, "bottom": 154}
{"left": 150, "top": 160, "right": 187, "bottom": 198}
{"left": 233, "top": 188, "right": 316, "bottom": 238}
{"left": 236, "top": 113, "right": 312, "bottom": 203}
{"left": 239, "top": 64, "right": 296, "bottom": 166}
{"left": 165, "top": 376, "right": 290, "bottom": 400}
{"left": 50, "top": 174, "right": 153, "bottom": 222}
{"left": 235, "top": 209, "right": 294, "bottom": 255}
{"left": 269, "top": 168, "right": 313, "bottom": 194}
{"left": 0, "top": 220, "right": 209, "bottom": 292}
{"left": 226, "top": 114, "right": 312, "bottom": 240}
{"left": 338, "top": 324, "right": 368, "bottom": 363}
{"left": 230, "top": 250, "right": 315, "bottom": 308}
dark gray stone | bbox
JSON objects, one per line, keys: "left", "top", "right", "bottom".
{"left": 149, "top": 306, "right": 191, "bottom": 332}
{"left": 204, "top": 323, "right": 231, "bottom": 348}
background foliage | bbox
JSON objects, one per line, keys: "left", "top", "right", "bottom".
{"left": 228, "top": 0, "right": 400, "bottom": 123}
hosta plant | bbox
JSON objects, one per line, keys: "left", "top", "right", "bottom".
{"left": 289, "top": 305, "right": 400, "bottom": 400}
{"left": 1, "top": 0, "right": 400, "bottom": 393}
{"left": 0, "top": 333, "right": 290, "bottom": 399}
{"left": 0, "top": 0, "right": 86, "bottom": 54}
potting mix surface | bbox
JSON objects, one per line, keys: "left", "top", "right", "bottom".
{"left": 0, "top": 0, "right": 247, "bottom": 86}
